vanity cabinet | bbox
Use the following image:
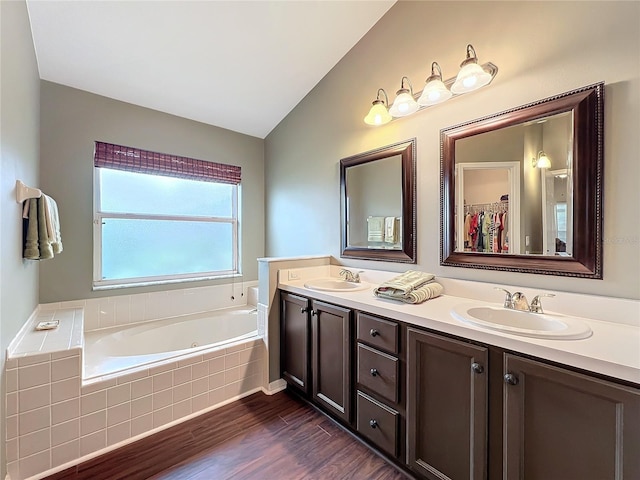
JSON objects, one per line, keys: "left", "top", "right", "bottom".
{"left": 310, "top": 300, "right": 352, "bottom": 423}
{"left": 503, "top": 354, "right": 640, "bottom": 479}
{"left": 281, "top": 292, "right": 353, "bottom": 423}
{"left": 407, "top": 328, "right": 488, "bottom": 480}
{"left": 280, "top": 292, "right": 310, "bottom": 394}
{"left": 280, "top": 289, "right": 640, "bottom": 480}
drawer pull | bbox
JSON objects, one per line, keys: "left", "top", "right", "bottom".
{"left": 370, "top": 329, "right": 379, "bottom": 337}
{"left": 369, "top": 419, "right": 378, "bottom": 429}
{"left": 311, "top": 310, "right": 318, "bottom": 317}
{"left": 370, "top": 368, "right": 378, "bottom": 377}
{"left": 300, "top": 307, "right": 308, "bottom": 314}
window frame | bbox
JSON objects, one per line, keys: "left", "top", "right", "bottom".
{"left": 92, "top": 167, "right": 239, "bottom": 289}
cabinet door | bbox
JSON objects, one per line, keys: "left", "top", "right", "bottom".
{"left": 407, "top": 328, "right": 488, "bottom": 480}
{"left": 504, "top": 354, "right": 640, "bottom": 480}
{"left": 280, "top": 292, "right": 310, "bottom": 394}
{"left": 311, "top": 300, "right": 352, "bottom": 423}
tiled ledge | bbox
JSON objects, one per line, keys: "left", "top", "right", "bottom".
{"left": 7, "top": 308, "right": 83, "bottom": 365}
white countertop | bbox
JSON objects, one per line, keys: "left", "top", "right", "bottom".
{"left": 278, "top": 266, "right": 640, "bottom": 385}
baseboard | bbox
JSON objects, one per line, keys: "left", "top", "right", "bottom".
{"left": 261, "top": 378, "right": 286, "bottom": 395}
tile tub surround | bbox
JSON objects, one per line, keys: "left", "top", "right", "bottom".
{"left": 6, "top": 336, "right": 265, "bottom": 480}
{"left": 40, "top": 281, "right": 259, "bottom": 332}
{"left": 5, "top": 282, "right": 266, "bottom": 480}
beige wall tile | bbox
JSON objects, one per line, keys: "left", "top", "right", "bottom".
{"left": 6, "top": 392, "right": 18, "bottom": 416}
{"left": 107, "top": 384, "right": 131, "bottom": 407}
{"left": 6, "top": 368, "right": 18, "bottom": 392}
{"left": 152, "top": 371, "right": 173, "bottom": 392}
{"left": 131, "top": 377, "right": 153, "bottom": 399}
{"left": 19, "top": 450, "right": 50, "bottom": 479}
{"left": 131, "top": 413, "right": 153, "bottom": 437}
{"left": 116, "top": 368, "right": 148, "bottom": 385}
{"left": 19, "top": 427, "right": 50, "bottom": 457}
{"left": 107, "top": 402, "right": 131, "bottom": 426}
{"left": 6, "top": 415, "right": 18, "bottom": 440}
{"left": 107, "top": 421, "right": 131, "bottom": 446}
{"left": 191, "top": 361, "right": 208, "bottom": 380}
{"left": 51, "top": 376, "right": 80, "bottom": 403}
{"left": 153, "top": 389, "right": 172, "bottom": 411}
{"left": 152, "top": 406, "right": 172, "bottom": 428}
{"left": 208, "top": 357, "right": 224, "bottom": 374}
{"left": 131, "top": 395, "right": 152, "bottom": 418}
{"left": 6, "top": 438, "right": 18, "bottom": 462}
{"left": 18, "top": 363, "right": 50, "bottom": 389}
{"left": 192, "top": 393, "right": 209, "bottom": 413}
{"left": 19, "top": 406, "right": 50, "bottom": 435}
{"left": 18, "top": 353, "right": 51, "bottom": 367}
{"left": 173, "top": 366, "right": 191, "bottom": 385}
{"left": 52, "top": 419, "right": 79, "bottom": 447}
{"left": 52, "top": 397, "right": 80, "bottom": 425}
{"left": 52, "top": 439, "right": 80, "bottom": 468}
{"left": 80, "top": 430, "right": 106, "bottom": 457}
{"left": 173, "top": 399, "right": 191, "bottom": 420}
{"left": 208, "top": 372, "right": 224, "bottom": 391}
{"left": 192, "top": 377, "right": 208, "bottom": 397}
{"left": 18, "top": 384, "right": 50, "bottom": 412}
{"left": 81, "top": 390, "right": 106, "bottom": 415}
{"left": 81, "top": 378, "right": 117, "bottom": 395}
{"left": 173, "top": 383, "right": 191, "bottom": 403}
{"left": 203, "top": 349, "right": 225, "bottom": 360}
{"left": 81, "top": 410, "right": 106, "bottom": 436}
{"left": 51, "top": 356, "right": 80, "bottom": 382}
{"left": 224, "top": 352, "right": 240, "bottom": 369}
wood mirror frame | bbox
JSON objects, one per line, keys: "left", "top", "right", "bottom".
{"left": 440, "top": 83, "right": 604, "bottom": 278}
{"left": 341, "top": 138, "right": 417, "bottom": 263}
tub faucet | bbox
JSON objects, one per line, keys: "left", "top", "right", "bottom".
{"left": 339, "top": 269, "right": 362, "bottom": 283}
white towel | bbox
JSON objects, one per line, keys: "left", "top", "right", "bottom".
{"left": 384, "top": 216, "right": 398, "bottom": 244}
{"left": 42, "top": 194, "right": 63, "bottom": 254}
{"left": 367, "top": 216, "right": 384, "bottom": 242}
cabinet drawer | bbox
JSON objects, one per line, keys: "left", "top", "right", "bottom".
{"left": 357, "top": 343, "right": 399, "bottom": 403}
{"left": 357, "top": 313, "right": 398, "bottom": 354}
{"left": 357, "top": 391, "right": 399, "bottom": 457}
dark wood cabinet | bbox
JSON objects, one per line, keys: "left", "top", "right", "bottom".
{"left": 280, "top": 292, "right": 310, "bottom": 394}
{"left": 503, "top": 354, "right": 640, "bottom": 480}
{"left": 311, "top": 300, "right": 352, "bottom": 423}
{"left": 407, "top": 328, "right": 488, "bottom": 480}
{"left": 280, "top": 289, "right": 640, "bottom": 480}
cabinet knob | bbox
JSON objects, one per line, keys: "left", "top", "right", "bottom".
{"left": 370, "top": 329, "right": 379, "bottom": 337}
{"left": 369, "top": 419, "right": 378, "bottom": 429}
{"left": 471, "top": 362, "right": 484, "bottom": 374}
{"left": 504, "top": 373, "right": 519, "bottom": 385}
{"left": 310, "top": 310, "right": 318, "bottom": 317}
{"left": 370, "top": 368, "right": 378, "bottom": 377}
{"left": 300, "top": 307, "right": 308, "bottom": 314}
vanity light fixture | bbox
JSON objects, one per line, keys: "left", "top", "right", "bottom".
{"left": 364, "top": 89, "right": 392, "bottom": 126}
{"left": 451, "top": 44, "right": 493, "bottom": 94}
{"left": 389, "top": 76, "right": 419, "bottom": 117}
{"left": 533, "top": 151, "right": 552, "bottom": 169}
{"left": 418, "top": 62, "right": 452, "bottom": 106}
{"left": 363, "top": 44, "right": 497, "bottom": 126}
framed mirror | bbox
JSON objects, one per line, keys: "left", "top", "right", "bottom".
{"left": 441, "top": 83, "right": 603, "bottom": 278}
{"left": 341, "top": 138, "right": 416, "bottom": 263}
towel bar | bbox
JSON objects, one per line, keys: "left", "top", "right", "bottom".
{"left": 16, "top": 180, "right": 42, "bottom": 204}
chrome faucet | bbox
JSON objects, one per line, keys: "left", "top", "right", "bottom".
{"left": 494, "top": 287, "right": 555, "bottom": 313}
{"left": 339, "top": 269, "right": 362, "bottom": 283}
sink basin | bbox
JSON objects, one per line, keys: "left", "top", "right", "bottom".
{"left": 304, "top": 278, "right": 371, "bottom": 293}
{"left": 451, "top": 304, "right": 592, "bottom": 340}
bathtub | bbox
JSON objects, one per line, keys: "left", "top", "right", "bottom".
{"left": 84, "top": 305, "right": 259, "bottom": 379}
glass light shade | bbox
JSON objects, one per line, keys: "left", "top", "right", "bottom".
{"left": 417, "top": 78, "right": 453, "bottom": 106}
{"left": 364, "top": 102, "right": 392, "bottom": 126}
{"left": 536, "top": 152, "right": 551, "bottom": 169}
{"left": 451, "top": 62, "right": 492, "bottom": 94}
{"left": 389, "top": 89, "right": 419, "bottom": 117}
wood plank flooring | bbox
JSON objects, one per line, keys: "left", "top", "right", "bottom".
{"left": 45, "top": 391, "right": 411, "bottom": 480}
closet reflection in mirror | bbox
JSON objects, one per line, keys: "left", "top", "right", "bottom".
{"left": 455, "top": 111, "right": 573, "bottom": 256}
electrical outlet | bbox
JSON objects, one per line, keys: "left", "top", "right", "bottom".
{"left": 288, "top": 271, "right": 300, "bottom": 280}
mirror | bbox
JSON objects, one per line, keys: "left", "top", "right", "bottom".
{"left": 341, "top": 138, "right": 416, "bottom": 263}
{"left": 441, "top": 83, "right": 603, "bottom": 278}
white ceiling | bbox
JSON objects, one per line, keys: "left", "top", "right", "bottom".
{"left": 26, "top": 0, "right": 395, "bottom": 139}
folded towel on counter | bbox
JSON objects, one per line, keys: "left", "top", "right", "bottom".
{"left": 384, "top": 216, "right": 398, "bottom": 244}
{"left": 367, "top": 216, "right": 384, "bottom": 242}
{"left": 374, "top": 270, "right": 443, "bottom": 304}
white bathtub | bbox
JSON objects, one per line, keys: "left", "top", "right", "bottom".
{"left": 84, "top": 306, "right": 259, "bottom": 379}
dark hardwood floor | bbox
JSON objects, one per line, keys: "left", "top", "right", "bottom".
{"left": 47, "top": 390, "right": 410, "bottom": 480}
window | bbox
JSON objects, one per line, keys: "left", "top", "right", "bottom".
{"left": 93, "top": 142, "right": 241, "bottom": 288}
